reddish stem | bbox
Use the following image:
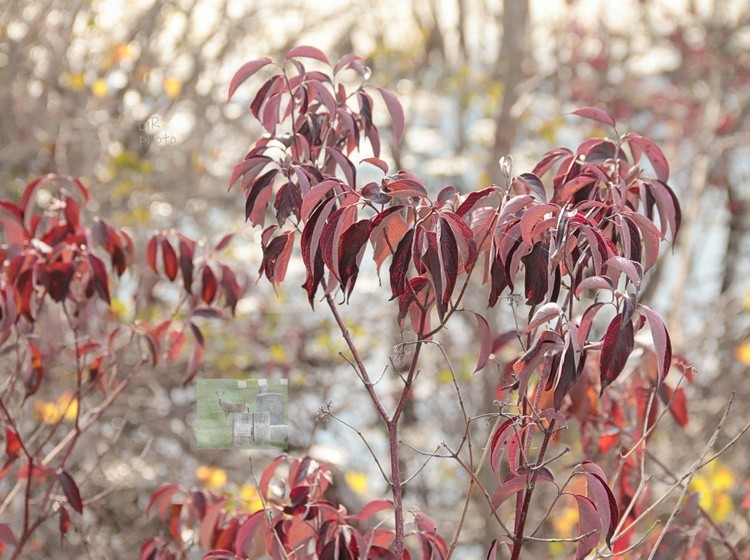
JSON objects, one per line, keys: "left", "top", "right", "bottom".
{"left": 510, "top": 419, "right": 556, "bottom": 560}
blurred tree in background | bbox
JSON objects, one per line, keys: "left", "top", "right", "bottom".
{"left": 1, "top": 0, "right": 749, "bottom": 557}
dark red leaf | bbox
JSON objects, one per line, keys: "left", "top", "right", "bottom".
{"left": 146, "top": 236, "right": 158, "bottom": 272}
{"left": 570, "top": 106, "right": 617, "bottom": 128}
{"left": 87, "top": 254, "right": 111, "bottom": 305}
{"left": 389, "top": 228, "right": 414, "bottom": 299}
{"left": 600, "top": 314, "right": 635, "bottom": 395}
{"left": 201, "top": 266, "right": 218, "bottom": 304}
{"left": 220, "top": 265, "right": 242, "bottom": 315}
{"left": 178, "top": 237, "right": 195, "bottom": 294}
{"left": 274, "top": 182, "right": 302, "bottom": 225}
{"left": 260, "top": 231, "right": 295, "bottom": 287}
{"left": 161, "top": 239, "right": 178, "bottom": 281}
{"left": 339, "top": 220, "right": 371, "bottom": 300}
{"left": 228, "top": 57, "right": 273, "bottom": 101}
{"left": 245, "top": 169, "right": 279, "bottom": 227}
{"left": 57, "top": 470, "right": 83, "bottom": 514}
{"left": 44, "top": 261, "right": 75, "bottom": 302}
{"left": 521, "top": 243, "right": 549, "bottom": 305}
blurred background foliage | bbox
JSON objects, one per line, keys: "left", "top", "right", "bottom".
{"left": 1, "top": 0, "right": 750, "bottom": 557}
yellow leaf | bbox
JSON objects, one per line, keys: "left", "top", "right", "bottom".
{"left": 689, "top": 461, "right": 736, "bottom": 523}
{"left": 163, "top": 77, "right": 182, "bottom": 99}
{"left": 58, "top": 392, "right": 78, "bottom": 421}
{"left": 735, "top": 343, "right": 750, "bottom": 366}
{"left": 91, "top": 78, "right": 108, "bottom": 98}
{"left": 345, "top": 471, "right": 369, "bottom": 496}
{"left": 437, "top": 370, "right": 453, "bottom": 384}
{"left": 240, "top": 483, "right": 264, "bottom": 513}
{"left": 196, "top": 465, "right": 227, "bottom": 490}
{"left": 113, "top": 43, "right": 133, "bottom": 62}
{"left": 269, "top": 344, "right": 287, "bottom": 363}
{"left": 63, "top": 72, "right": 85, "bottom": 92}
{"left": 34, "top": 401, "right": 60, "bottom": 424}
{"left": 34, "top": 392, "right": 77, "bottom": 424}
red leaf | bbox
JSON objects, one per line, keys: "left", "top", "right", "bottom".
{"left": 491, "top": 471, "right": 553, "bottom": 510}
{"left": 59, "top": 505, "right": 70, "bottom": 540}
{"left": 627, "top": 133, "right": 670, "bottom": 182}
{"left": 600, "top": 314, "right": 634, "bottom": 394}
{"left": 44, "top": 261, "right": 75, "bottom": 301}
{"left": 489, "top": 419, "right": 515, "bottom": 479}
{"left": 0, "top": 524, "right": 16, "bottom": 547}
{"left": 604, "top": 256, "right": 642, "bottom": 288}
{"left": 579, "top": 462, "right": 619, "bottom": 548}
{"left": 220, "top": 264, "right": 242, "bottom": 315}
{"left": 57, "top": 470, "right": 83, "bottom": 514}
{"left": 374, "top": 86, "right": 405, "bottom": 143}
{"left": 658, "top": 383, "right": 688, "bottom": 427}
{"left": 640, "top": 305, "right": 672, "bottom": 382}
{"left": 86, "top": 254, "right": 110, "bottom": 305}
{"left": 228, "top": 57, "right": 273, "bottom": 101}
{"left": 334, "top": 53, "right": 366, "bottom": 75}
{"left": 146, "top": 236, "right": 158, "bottom": 272}
{"left": 4, "top": 428, "right": 21, "bottom": 457}
{"left": 338, "top": 219, "right": 371, "bottom": 300}
{"left": 519, "top": 204, "right": 556, "bottom": 247}
{"left": 147, "top": 484, "right": 183, "bottom": 519}
{"left": 215, "top": 233, "right": 234, "bottom": 252}
{"left": 362, "top": 157, "right": 389, "bottom": 174}
{"left": 521, "top": 242, "right": 549, "bottom": 305}
{"left": 573, "top": 494, "right": 601, "bottom": 560}
{"left": 178, "top": 237, "right": 195, "bottom": 294}
{"left": 527, "top": 302, "right": 561, "bottom": 332}
{"left": 201, "top": 266, "right": 218, "bottom": 304}
{"left": 389, "top": 228, "right": 414, "bottom": 298}
{"left": 470, "top": 311, "right": 492, "bottom": 373}
{"left": 575, "top": 276, "right": 614, "bottom": 298}
{"left": 260, "top": 231, "right": 295, "bottom": 287}
{"left": 356, "top": 500, "right": 393, "bottom": 521}
{"left": 259, "top": 456, "right": 285, "bottom": 499}
{"left": 161, "top": 239, "right": 178, "bottom": 281}
{"left": 182, "top": 323, "right": 204, "bottom": 386}
{"left": 286, "top": 45, "right": 330, "bottom": 65}
{"left": 245, "top": 169, "right": 279, "bottom": 226}
{"left": 168, "top": 503, "right": 182, "bottom": 542}
{"left": 274, "top": 182, "right": 302, "bottom": 225}
{"left": 570, "top": 106, "right": 617, "bottom": 128}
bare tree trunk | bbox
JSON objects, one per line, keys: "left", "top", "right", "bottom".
{"left": 486, "top": 0, "right": 529, "bottom": 185}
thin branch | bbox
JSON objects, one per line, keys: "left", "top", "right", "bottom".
{"left": 645, "top": 393, "right": 733, "bottom": 560}
{"left": 320, "top": 406, "right": 389, "bottom": 485}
